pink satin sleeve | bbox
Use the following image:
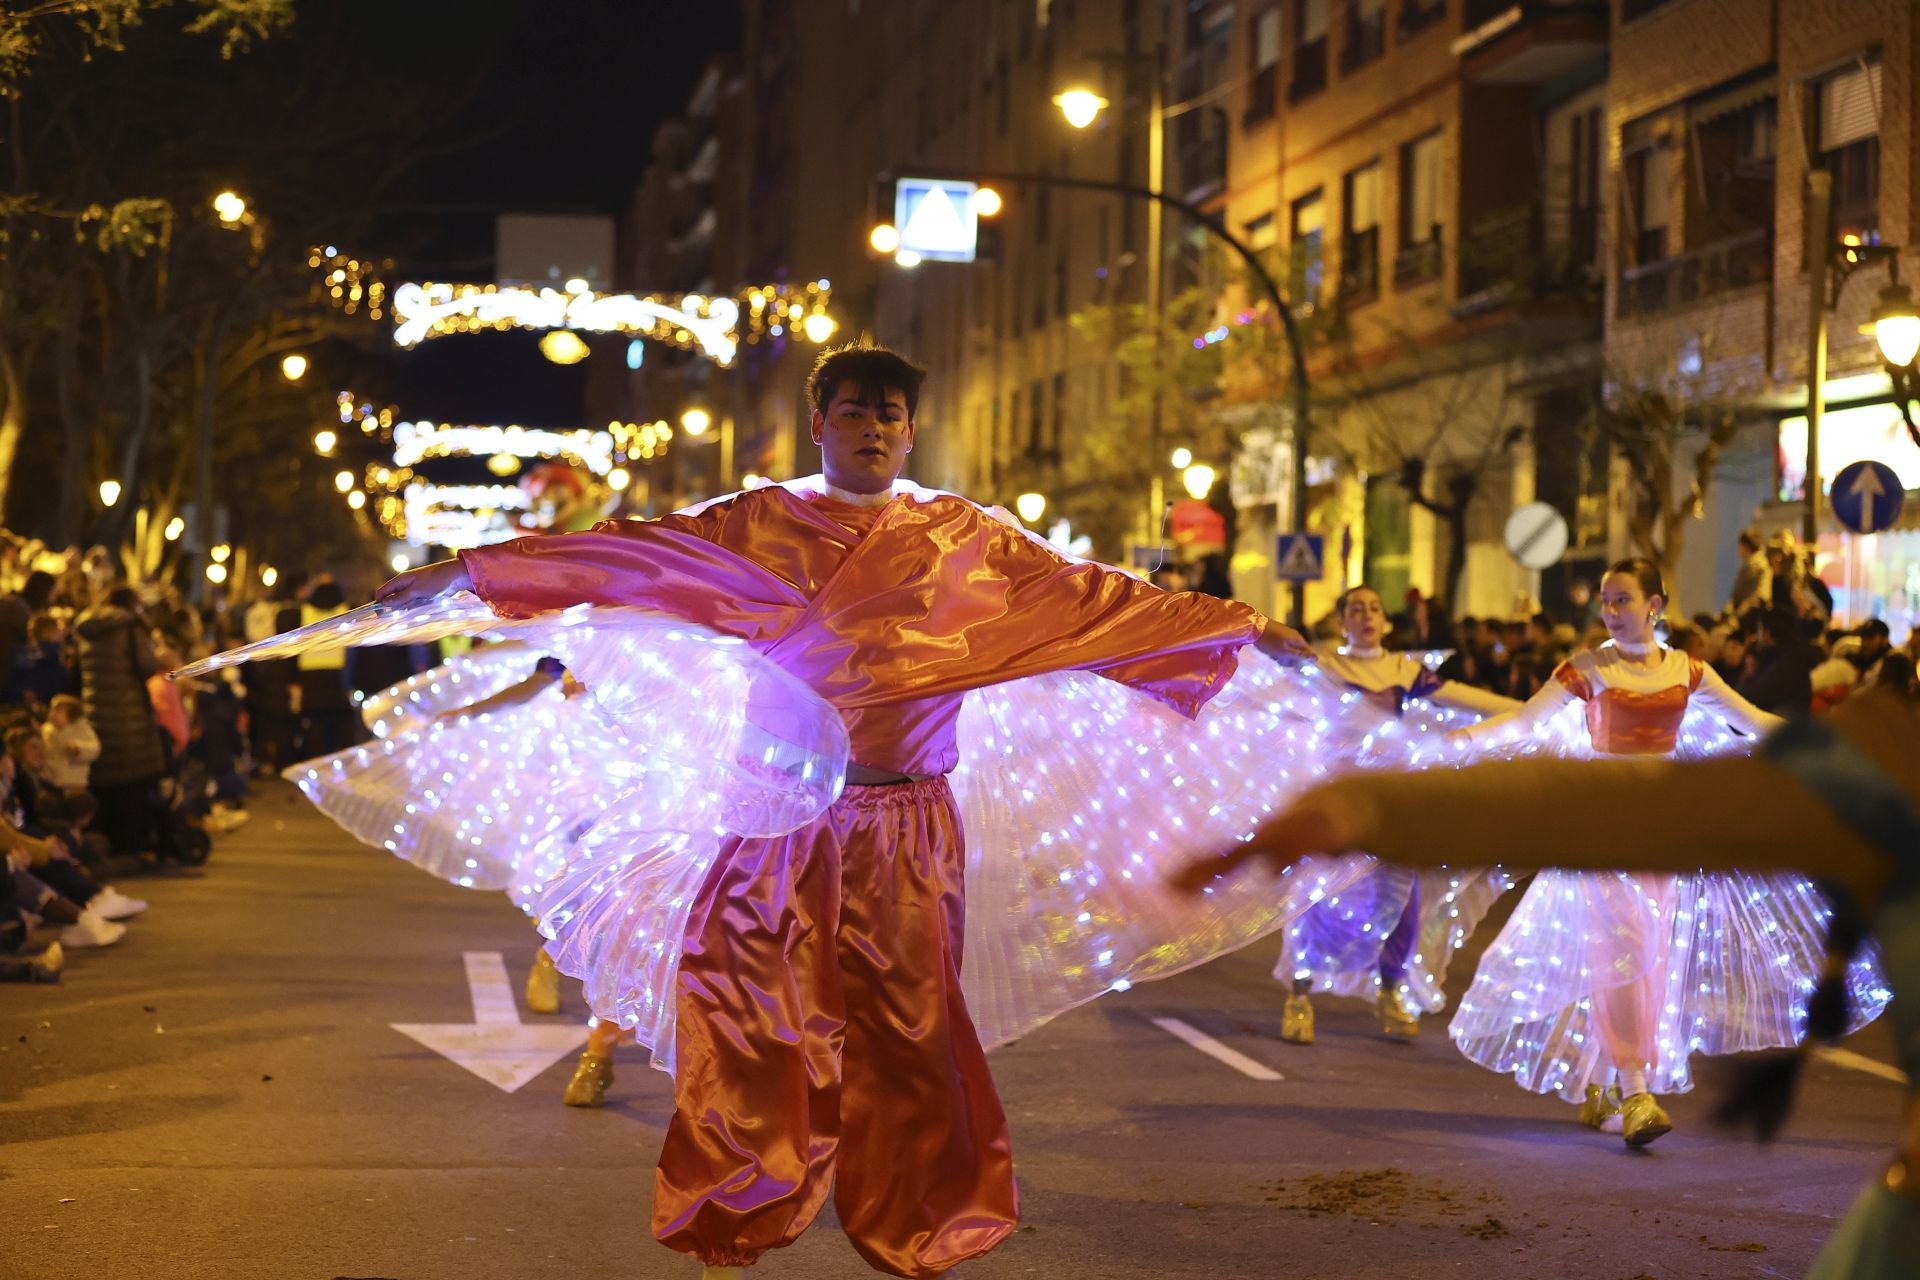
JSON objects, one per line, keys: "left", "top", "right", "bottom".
{"left": 803, "top": 511, "right": 1266, "bottom": 720}
{"left": 459, "top": 503, "right": 806, "bottom": 645}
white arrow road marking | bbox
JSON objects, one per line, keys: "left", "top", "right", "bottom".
{"left": 390, "top": 951, "right": 587, "bottom": 1093}
{"left": 1149, "top": 1016, "right": 1284, "bottom": 1081}
{"left": 1813, "top": 1045, "right": 1908, "bottom": 1086}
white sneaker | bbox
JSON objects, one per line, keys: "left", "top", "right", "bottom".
{"left": 60, "top": 911, "right": 127, "bottom": 949}
{"left": 92, "top": 887, "right": 149, "bottom": 920}
{"left": 209, "top": 806, "right": 251, "bottom": 833}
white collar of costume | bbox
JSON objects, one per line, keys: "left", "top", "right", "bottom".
{"left": 1340, "top": 643, "right": 1386, "bottom": 660}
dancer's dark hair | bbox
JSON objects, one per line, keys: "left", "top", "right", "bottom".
{"left": 1603, "top": 556, "right": 1666, "bottom": 604}
{"left": 808, "top": 343, "right": 927, "bottom": 418}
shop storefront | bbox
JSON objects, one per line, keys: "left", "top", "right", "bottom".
{"left": 1777, "top": 399, "right": 1920, "bottom": 640}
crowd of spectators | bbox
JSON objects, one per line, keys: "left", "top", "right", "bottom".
{"left": 0, "top": 531, "right": 424, "bottom": 986}
{"left": 1318, "top": 527, "right": 1914, "bottom": 718}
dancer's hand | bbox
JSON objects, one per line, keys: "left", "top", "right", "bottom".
{"left": 1171, "top": 786, "right": 1368, "bottom": 894}
{"left": 375, "top": 556, "right": 472, "bottom": 608}
{"left": 1255, "top": 620, "right": 1314, "bottom": 664}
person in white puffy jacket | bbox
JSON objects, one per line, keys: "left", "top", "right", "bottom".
{"left": 40, "top": 694, "right": 100, "bottom": 793}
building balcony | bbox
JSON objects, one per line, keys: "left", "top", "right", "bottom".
{"left": 1614, "top": 228, "right": 1771, "bottom": 320}
{"left": 1455, "top": 204, "right": 1603, "bottom": 315}
{"left": 1452, "top": 1, "right": 1608, "bottom": 85}
{"left": 1393, "top": 237, "right": 1443, "bottom": 288}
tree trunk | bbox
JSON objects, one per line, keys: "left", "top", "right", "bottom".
{"left": 0, "top": 344, "right": 25, "bottom": 527}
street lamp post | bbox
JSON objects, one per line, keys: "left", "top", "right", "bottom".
{"left": 881, "top": 160, "right": 1315, "bottom": 624}
{"left": 1803, "top": 169, "right": 1919, "bottom": 539}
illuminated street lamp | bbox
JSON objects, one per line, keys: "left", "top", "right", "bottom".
{"left": 260, "top": 566, "right": 279, "bottom": 588}
{"left": 681, "top": 407, "right": 713, "bottom": 437}
{"left": 313, "top": 429, "right": 337, "bottom": 456}
{"left": 803, "top": 312, "right": 838, "bottom": 343}
{"left": 973, "top": 186, "right": 1004, "bottom": 218}
{"left": 390, "top": 554, "right": 411, "bottom": 573}
{"left": 608, "top": 467, "right": 632, "bottom": 491}
{"left": 1866, "top": 279, "right": 1920, "bottom": 368}
{"left": 869, "top": 223, "right": 901, "bottom": 255}
{"left": 99, "top": 479, "right": 122, "bottom": 507}
{"left": 1181, "top": 463, "right": 1217, "bottom": 501}
{"left": 280, "top": 353, "right": 310, "bottom": 381}
{"left": 212, "top": 190, "right": 248, "bottom": 224}
{"left": 894, "top": 250, "right": 923, "bottom": 269}
{"left": 333, "top": 469, "right": 355, "bottom": 493}
{"left": 210, "top": 543, "right": 232, "bottom": 564}
{"left": 164, "top": 516, "right": 186, "bottom": 541}
{"left": 1169, "top": 446, "right": 1193, "bottom": 469}
{"left": 1053, "top": 88, "right": 1109, "bottom": 130}
{"left": 347, "top": 490, "right": 367, "bottom": 510}
{"left": 206, "top": 562, "right": 229, "bottom": 585}
{"left": 1015, "top": 492, "right": 1048, "bottom": 524}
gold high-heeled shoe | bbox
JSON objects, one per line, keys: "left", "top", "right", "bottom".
{"left": 1620, "top": 1092, "right": 1672, "bottom": 1147}
{"left": 524, "top": 949, "right": 561, "bottom": 1015}
{"left": 562, "top": 1051, "right": 613, "bottom": 1107}
{"left": 1577, "top": 1083, "right": 1623, "bottom": 1132}
{"left": 1376, "top": 986, "right": 1419, "bottom": 1040}
{"left": 1280, "top": 992, "right": 1315, "bottom": 1045}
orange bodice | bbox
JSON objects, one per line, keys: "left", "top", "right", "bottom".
{"left": 1555, "top": 656, "right": 1705, "bottom": 756}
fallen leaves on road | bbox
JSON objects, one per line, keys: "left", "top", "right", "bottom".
{"left": 1255, "top": 1165, "right": 1508, "bottom": 1231}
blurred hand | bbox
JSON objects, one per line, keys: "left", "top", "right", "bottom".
{"left": 374, "top": 557, "right": 472, "bottom": 608}
{"left": 1171, "top": 787, "right": 1366, "bottom": 894}
{"left": 1255, "top": 620, "right": 1314, "bottom": 665}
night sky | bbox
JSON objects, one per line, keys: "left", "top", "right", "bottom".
{"left": 300, "top": 1, "right": 743, "bottom": 427}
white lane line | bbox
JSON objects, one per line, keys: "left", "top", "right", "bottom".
{"left": 1813, "top": 1046, "right": 1909, "bottom": 1085}
{"left": 1149, "top": 1016, "right": 1284, "bottom": 1081}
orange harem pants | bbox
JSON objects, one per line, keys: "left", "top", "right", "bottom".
{"left": 652, "top": 777, "right": 1020, "bottom": 1276}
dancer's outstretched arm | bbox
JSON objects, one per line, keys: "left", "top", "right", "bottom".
{"left": 1178, "top": 691, "right": 1912, "bottom": 913}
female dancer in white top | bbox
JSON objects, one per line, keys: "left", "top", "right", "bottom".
{"left": 1448, "top": 558, "right": 1876, "bottom": 1146}
{"left": 1277, "top": 585, "right": 1515, "bottom": 1043}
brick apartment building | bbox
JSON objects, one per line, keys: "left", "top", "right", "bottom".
{"left": 600, "top": 0, "right": 1920, "bottom": 630}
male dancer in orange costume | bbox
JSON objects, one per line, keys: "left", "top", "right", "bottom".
{"left": 375, "top": 345, "right": 1311, "bottom": 1279}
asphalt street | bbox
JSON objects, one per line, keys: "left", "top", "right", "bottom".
{"left": 2, "top": 782, "right": 1904, "bottom": 1280}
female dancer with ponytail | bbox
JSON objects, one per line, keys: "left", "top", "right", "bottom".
{"left": 1430, "top": 559, "right": 1884, "bottom": 1146}
{"left": 1183, "top": 686, "right": 1917, "bottom": 1275}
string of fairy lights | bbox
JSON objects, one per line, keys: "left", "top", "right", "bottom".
{"left": 300, "top": 248, "right": 838, "bottom": 549}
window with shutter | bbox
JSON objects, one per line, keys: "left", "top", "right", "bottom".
{"left": 1245, "top": 8, "right": 1280, "bottom": 125}
{"left": 1815, "top": 57, "right": 1882, "bottom": 241}
{"left": 1292, "top": 0, "right": 1329, "bottom": 100}
{"left": 1395, "top": 131, "right": 1444, "bottom": 286}
{"left": 1291, "top": 189, "right": 1325, "bottom": 308}
{"left": 1341, "top": 162, "right": 1382, "bottom": 302}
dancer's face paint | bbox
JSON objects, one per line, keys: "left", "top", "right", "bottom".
{"left": 812, "top": 381, "right": 916, "bottom": 495}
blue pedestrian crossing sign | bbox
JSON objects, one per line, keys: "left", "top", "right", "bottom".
{"left": 893, "top": 178, "right": 980, "bottom": 262}
{"left": 1831, "top": 459, "right": 1906, "bottom": 534}
{"left": 1274, "top": 532, "right": 1325, "bottom": 582}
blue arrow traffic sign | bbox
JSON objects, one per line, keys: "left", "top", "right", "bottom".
{"left": 1830, "top": 459, "right": 1906, "bottom": 534}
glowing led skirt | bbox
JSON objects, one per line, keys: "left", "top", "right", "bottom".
{"left": 195, "top": 598, "right": 1377, "bottom": 1072}
{"left": 1264, "top": 684, "right": 1512, "bottom": 1013}
{"left": 950, "top": 656, "right": 1370, "bottom": 1050}
{"left": 1446, "top": 701, "right": 1892, "bottom": 1101}
{"left": 254, "top": 601, "right": 851, "bottom": 1073}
